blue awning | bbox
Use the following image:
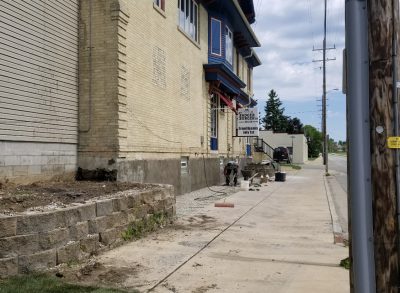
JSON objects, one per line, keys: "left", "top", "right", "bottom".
{"left": 204, "top": 63, "right": 246, "bottom": 95}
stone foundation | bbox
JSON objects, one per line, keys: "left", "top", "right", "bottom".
{"left": 0, "top": 185, "right": 175, "bottom": 277}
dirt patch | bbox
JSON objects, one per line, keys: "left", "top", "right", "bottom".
{"left": 0, "top": 180, "right": 156, "bottom": 215}
{"left": 172, "top": 215, "right": 218, "bottom": 231}
{"left": 192, "top": 284, "right": 218, "bottom": 293}
{"left": 58, "top": 260, "right": 142, "bottom": 290}
{"left": 187, "top": 215, "right": 217, "bottom": 228}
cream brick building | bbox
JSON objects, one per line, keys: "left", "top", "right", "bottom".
{"left": 0, "top": 0, "right": 261, "bottom": 194}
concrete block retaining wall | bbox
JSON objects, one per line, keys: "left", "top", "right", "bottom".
{"left": 0, "top": 185, "right": 175, "bottom": 277}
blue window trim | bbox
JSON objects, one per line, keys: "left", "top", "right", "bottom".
{"left": 210, "top": 18, "right": 222, "bottom": 56}
{"left": 246, "top": 144, "right": 252, "bottom": 156}
{"left": 211, "top": 137, "right": 218, "bottom": 151}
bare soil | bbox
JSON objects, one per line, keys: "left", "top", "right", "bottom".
{"left": 0, "top": 180, "right": 156, "bottom": 215}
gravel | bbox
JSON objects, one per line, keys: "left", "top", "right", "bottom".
{"left": 175, "top": 185, "right": 240, "bottom": 217}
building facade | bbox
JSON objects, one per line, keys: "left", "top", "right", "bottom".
{"left": 0, "top": 0, "right": 79, "bottom": 183}
{"left": 259, "top": 130, "right": 309, "bottom": 164}
{"left": 0, "top": 0, "right": 261, "bottom": 194}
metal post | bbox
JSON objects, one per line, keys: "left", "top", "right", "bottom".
{"left": 345, "top": 0, "right": 376, "bottom": 292}
{"left": 322, "top": 0, "right": 328, "bottom": 173}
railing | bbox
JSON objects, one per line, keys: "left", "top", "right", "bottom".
{"left": 253, "top": 137, "right": 274, "bottom": 160}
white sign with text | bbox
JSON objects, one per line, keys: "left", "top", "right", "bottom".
{"left": 237, "top": 108, "right": 259, "bottom": 137}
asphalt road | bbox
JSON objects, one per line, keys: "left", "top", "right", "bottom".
{"left": 327, "top": 154, "right": 348, "bottom": 234}
{"left": 328, "top": 154, "right": 347, "bottom": 192}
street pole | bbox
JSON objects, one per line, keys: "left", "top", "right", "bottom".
{"left": 345, "top": 1, "right": 376, "bottom": 292}
{"left": 367, "top": 0, "right": 400, "bottom": 291}
{"left": 312, "top": 0, "right": 335, "bottom": 171}
{"left": 322, "top": 0, "right": 327, "bottom": 174}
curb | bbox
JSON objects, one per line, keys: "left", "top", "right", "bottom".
{"left": 323, "top": 174, "right": 344, "bottom": 244}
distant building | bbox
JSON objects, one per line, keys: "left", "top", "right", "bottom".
{"left": 259, "top": 130, "right": 309, "bottom": 164}
{"left": 0, "top": 0, "right": 261, "bottom": 194}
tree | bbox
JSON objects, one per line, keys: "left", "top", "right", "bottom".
{"left": 303, "top": 125, "right": 322, "bottom": 158}
{"left": 328, "top": 138, "right": 338, "bottom": 153}
{"left": 262, "top": 90, "right": 288, "bottom": 132}
{"left": 286, "top": 117, "right": 304, "bottom": 134}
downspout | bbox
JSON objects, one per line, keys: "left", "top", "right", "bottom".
{"left": 243, "top": 50, "right": 253, "bottom": 59}
{"left": 80, "top": 0, "right": 93, "bottom": 133}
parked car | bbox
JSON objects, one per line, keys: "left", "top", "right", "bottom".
{"left": 273, "top": 146, "right": 291, "bottom": 163}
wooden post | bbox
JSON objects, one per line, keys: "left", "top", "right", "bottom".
{"left": 368, "top": 0, "right": 400, "bottom": 291}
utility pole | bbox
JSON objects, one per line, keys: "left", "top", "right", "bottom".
{"left": 367, "top": 0, "right": 400, "bottom": 291}
{"left": 312, "top": 0, "right": 335, "bottom": 174}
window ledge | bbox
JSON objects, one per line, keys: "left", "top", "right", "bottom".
{"left": 153, "top": 3, "right": 166, "bottom": 18}
{"left": 177, "top": 26, "right": 201, "bottom": 49}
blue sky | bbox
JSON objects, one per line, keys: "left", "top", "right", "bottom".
{"left": 251, "top": 0, "right": 346, "bottom": 141}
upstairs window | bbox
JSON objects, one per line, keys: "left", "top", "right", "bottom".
{"left": 225, "top": 26, "right": 233, "bottom": 65}
{"left": 210, "top": 18, "right": 221, "bottom": 56}
{"left": 247, "top": 66, "right": 252, "bottom": 92}
{"left": 154, "top": 0, "right": 165, "bottom": 11}
{"left": 178, "top": 0, "right": 199, "bottom": 43}
{"left": 211, "top": 93, "right": 218, "bottom": 138}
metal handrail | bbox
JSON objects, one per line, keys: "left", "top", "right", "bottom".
{"left": 253, "top": 138, "right": 274, "bottom": 160}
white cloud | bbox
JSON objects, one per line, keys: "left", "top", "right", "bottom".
{"left": 252, "top": 0, "right": 345, "bottom": 102}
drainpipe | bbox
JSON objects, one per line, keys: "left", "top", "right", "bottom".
{"left": 243, "top": 50, "right": 254, "bottom": 59}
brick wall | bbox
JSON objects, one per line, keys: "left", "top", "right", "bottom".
{"left": 0, "top": 185, "right": 175, "bottom": 277}
{"left": 78, "top": 0, "right": 249, "bottom": 191}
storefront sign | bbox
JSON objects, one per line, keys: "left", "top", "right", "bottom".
{"left": 237, "top": 108, "right": 259, "bottom": 137}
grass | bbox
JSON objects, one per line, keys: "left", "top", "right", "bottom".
{"left": 340, "top": 257, "right": 350, "bottom": 270}
{"left": 290, "top": 164, "right": 302, "bottom": 170}
{"left": 280, "top": 163, "right": 302, "bottom": 170}
{"left": 121, "top": 212, "right": 168, "bottom": 241}
{"left": 0, "top": 274, "right": 136, "bottom": 293}
{"left": 307, "top": 157, "right": 319, "bottom": 161}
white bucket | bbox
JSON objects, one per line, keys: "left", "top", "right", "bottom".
{"left": 240, "top": 180, "right": 250, "bottom": 191}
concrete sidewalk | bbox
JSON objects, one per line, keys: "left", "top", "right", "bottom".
{"left": 73, "top": 166, "right": 349, "bottom": 292}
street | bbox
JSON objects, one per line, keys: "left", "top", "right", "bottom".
{"left": 327, "top": 154, "right": 348, "bottom": 235}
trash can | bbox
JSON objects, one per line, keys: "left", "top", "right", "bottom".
{"left": 275, "top": 171, "right": 286, "bottom": 182}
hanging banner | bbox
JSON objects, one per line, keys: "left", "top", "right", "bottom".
{"left": 237, "top": 108, "right": 259, "bottom": 137}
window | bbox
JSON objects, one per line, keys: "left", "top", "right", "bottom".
{"left": 211, "top": 94, "right": 218, "bottom": 138}
{"left": 225, "top": 26, "right": 233, "bottom": 65}
{"left": 154, "top": 0, "right": 165, "bottom": 11}
{"left": 181, "top": 156, "right": 189, "bottom": 174}
{"left": 210, "top": 93, "right": 218, "bottom": 150}
{"left": 247, "top": 66, "right": 252, "bottom": 92}
{"left": 236, "top": 50, "right": 240, "bottom": 76}
{"left": 178, "top": 0, "right": 199, "bottom": 42}
{"left": 210, "top": 18, "right": 221, "bottom": 55}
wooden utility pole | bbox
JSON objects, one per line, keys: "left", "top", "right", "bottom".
{"left": 368, "top": 0, "right": 400, "bottom": 291}
{"left": 312, "top": 0, "right": 335, "bottom": 173}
